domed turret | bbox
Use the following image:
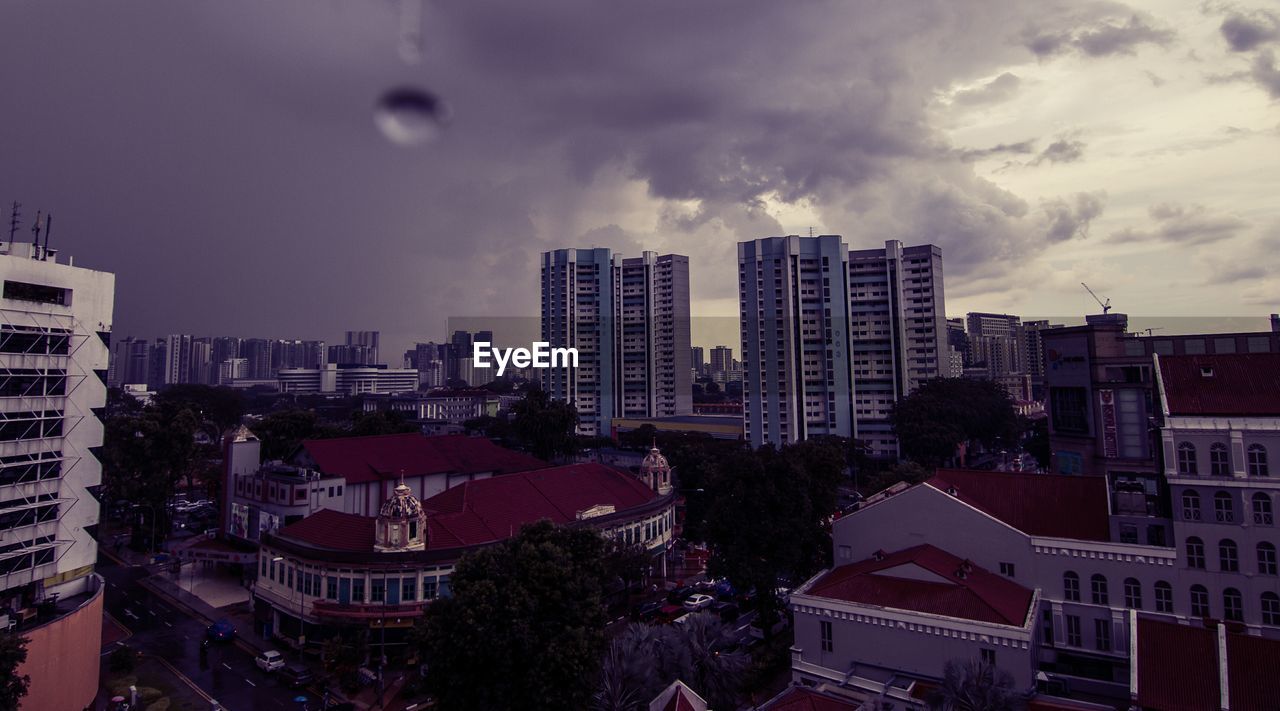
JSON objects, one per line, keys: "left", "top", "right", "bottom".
{"left": 375, "top": 479, "right": 428, "bottom": 552}
{"left": 640, "top": 444, "right": 672, "bottom": 495}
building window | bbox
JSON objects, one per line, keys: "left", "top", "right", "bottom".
{"left": 1042, "top": 609, "right": 1054, "bottom": 645}
{"left": 2, "top": 281, "right": 70, "bottom": 306}
{"left": 1254, "top": 493, "right": 1274, "bottom": 525}
{"left": 1177, "top": 442, "right": 1197, "bottom": 475}
{"left": 1186, "top": 537, "right": 1205, "bottom": 569}
{"left": 1220, "top": 539, "right": 1239, "bottom": 572}
{"left": 1050, "top": 387, "right": 1089, "bottom": 434}
{"left": 1094, "top": 619, "right": 1112, "bottom": 652}
{"left": 999, "top": 562, "right": 1015, "bottom": 577}
{"left": 1215, "top": 492, "right": 1235, "bottom": 522}
{"left": 1248, "top": 445, "right": 1269, "bottom": 477}
{"left": 1065, "top": 615, "right": 1082, "bottom": 647}
{"left": 1223, "top": 589, "right": 1244, "bottom": 622}
{"left": 820, "top": 620, "right": 833, "bottom": 652}
{"left": 423, "top": 578, "right": 438, "bottom": 599}
{"left": 1258, "top": 542, "right": 1277, "bottom": 576}
{"left": 1154, "top": 581, "right": 1174, "bottom": 613}
{"left": 980, "top": 648, "right": 995, "bottom": 665}
{"left": 1190, "top": 585, "right": 1210, "bottom": 618}
{"left": 402, "top": 577, "right": 416, "bottom": 602}
{"left": 287, "top": 567, "right": 294, "bottom": 590}
{"left": 260, "top": 557, "right": 267, "bottom": 577}
{"left": 1063, "top": 571, "right": 1080, "bottom": 602}
{"left": 1091, "top": 575, "right": 1109, "bottom": 605}
{"left": 1124, "top": 578, "right": 1142, "bottom": 609}
{"left": 1210, "top": 443, "right": 1231, "bottom": 476}
{"left": 326, "top": 576, "right": 338, "bottom": 600}
{"left": 1182, "top": 490, "right": 1201, "bottom": 520}
{"left": 352, "top": 578, "right": 365, "bottom": 603}
{"left": 1263, "top": 593, "right": 1280, "bottom": 625}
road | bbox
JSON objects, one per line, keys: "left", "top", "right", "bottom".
{"left": 99, "top": 553, "right": 319, "bottom": 710}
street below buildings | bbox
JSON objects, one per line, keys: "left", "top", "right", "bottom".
{"left": 98, "top": 552, "right": 323, "bottom": 711}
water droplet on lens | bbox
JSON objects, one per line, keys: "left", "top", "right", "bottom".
{"left": 375, "top": 87, "right": 449, "bottom": 146}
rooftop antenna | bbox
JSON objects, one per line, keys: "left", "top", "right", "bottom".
{"left": 1080, "top": 282, "right": 1111, "bottom": 314}
{"left": 30, "top": 211, "right": 42, "bottom": 258}
{"left": 1142, "top": 327, "right": 1163, "bottom": 336}
{"left": 42, "top": 213, "right": 52, "bottom": 258}
{"left": 808, "top": 226, "right": 814, "bottom": 237}
{"left": 8, "top": 202, "right": 20, "bottom": 242}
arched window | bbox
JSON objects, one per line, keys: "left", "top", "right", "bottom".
{"left": 1248, "top": 444, "right": 1269, "bottom": 477}
{"left": 1186, "top": 536, "right": 1206, "bottom": 569}
{"left": 1177, "top": 442, "right": 1198, "bottom": 475}
{"left": 1223, "top": 589, "right": 1244, "bottom": 622}
{"left": 1063, "top": 571, "right": 1080, "bottom": 602}
{"left": 1190, "top": 585, "right": 1210, "bottom": 617}
{"left": 1123, "top": 578, "right": 1142, "bottom": 609}
{"left": 1254, "top": 493, "right": 1274, "bottom": 526}
{"left": 1259, "top": 542, "right": 1278, "bottom": 576}
{"left": 1215, "top": 491, "right": 1235, "bottom": 523}
{"left": 1263, "top": 593, "right": 1280, "bottom": 626}
{"left": 1210, "top": 443, "right": 1231, "bottom": 476}
{"left": 1220, "top": 539, "right": 1240, "bottom": 572}
{"left": 1182, "top": 490, "right": 1201, "bottom": 521}
{"left": 1154, "top": 581, "right": 1174, "bottom": 613}
{"left": 1091, "top": 574, "right": 1109, "bottom": 605}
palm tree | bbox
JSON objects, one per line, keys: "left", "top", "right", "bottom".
{"left": 929, "top": 659, "right": 1027, "bottom": 711}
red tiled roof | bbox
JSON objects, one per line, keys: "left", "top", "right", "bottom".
{"left": 297, "top": 433, "right": 545, "bottom": 484}
{"left": 661, "top": 689, "right": 700, "bottom": 711}
{"left": 805, "top": 544, "right": 1033, "bottom": 626}
{"left": 761, "top": 687, "right": 859, "bottom": 711}
{"left": 277, "top": 509, "right": 375, "bottom": 552}
{"left": 927, "top": 469, "right": 1110, "bottom": 542}
{"left": 1158, "top": 353, "right": 1280, "bottom": 416}
{"left": 423, "top": 463, "right": 658, "bottom": 547}
{"left": 1225, "top": 630, "right": 1280, "bottom": 711}
{"left": 1135, "top": 616, "right": 1280, "bottom": 711}
{"left": 1135, "top": 617, "right": 1221, "bottom": 711}
{"left": 277, "top": 463, "right": 659, "bottom": 552}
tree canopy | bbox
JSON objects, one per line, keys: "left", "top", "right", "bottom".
{"left": 594, "top": 616, "right": 747, "bottom": 711}
{"left": 929, "top": 659, "right": 1027, "bottom": 711}
{"left": 0, "top": 633, "right": 29, "bottom": 711}
{"left": 509, "top": 387, "right": 579, "bottom": 462}
{"left": 891, "top": 378, "right": 1021, "bottom": 467}
{"left": 703, "top": 438, "right": 846, "bottom": 627}
{"left": 415, "top": 521, "right": 609, "bottom": 711}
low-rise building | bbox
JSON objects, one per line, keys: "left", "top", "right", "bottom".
{"left": 253, "top": 456, "right": 677, "bottom": 658}
{"left": 277, "top": 363, "right": 418, "bottom": 395}
{"left": 361, "top": 389, "right": 499, "bottom": 425}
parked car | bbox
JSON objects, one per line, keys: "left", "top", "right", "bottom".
{"left": 666, "top": 585, "right": 695, "bottom": 604}
{"left": 632, "top": 600, "right": 665, "bottom": 622}
{"left": 278, "top": 664, "right": 316, "bottom": 689}
{"left": 254, "top": 650, "right": 285, "bottom": 672}
{"left": 682, "top": 593, "right": 714, "bottom": 611}
{"left": 205, "top": 619, "right": 236, "bottom": 642}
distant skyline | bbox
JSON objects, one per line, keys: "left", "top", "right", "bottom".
{"left": 1, "top": 1, "right": 1276, "bottom": 359}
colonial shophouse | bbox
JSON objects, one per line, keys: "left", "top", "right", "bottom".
{"left": 785, "top": 351, "right": 1280, "bottom": 710}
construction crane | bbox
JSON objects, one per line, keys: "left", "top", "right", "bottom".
{"left": 1081, "top": 283, "right": 1111, "bottom": 314}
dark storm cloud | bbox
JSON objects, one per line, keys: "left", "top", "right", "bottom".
{"left": 957, "top": 139, "right": 1038, "bottom": 161}
{"left": 1022, "top": 10, "right": 1175, "bottom": 58}
{"left": 1220, "top": 10, "right": 1280, "bottom": 52}
{"left": 1251, "top": 51, "right": 1280, "bottom": 98}
{"left": 1109, "top": 203, "right": 1248, "bottom": 245}
{"left": 1042, "top": 192, "right": 1106, "bottom": 242}
{"left": 1031, "top": 137, "right": 1086, "bottom": 165}
{"left": 0, "top": 0, "right": 1142, "bottom": 346}
{"left": 952, "top": 72, "right": 1022, "bottom": 106}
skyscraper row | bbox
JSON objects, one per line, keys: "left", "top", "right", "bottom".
{"left": 108, "top": 334, "right": 344, "bottom": 388}
{"left": 540, "top": 249, "right": 692, "bottom": 436}
{"left": 738, "top": 236, "right": 947, "bottom": 458}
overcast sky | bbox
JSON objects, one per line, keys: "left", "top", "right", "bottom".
{"left": 1, "top": 1, "right": 1276, "bottom": 355}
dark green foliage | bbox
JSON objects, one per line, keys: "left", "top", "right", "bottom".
{"left": 1024, "top": 416, "right": 1050, "bottom": 469}
{"left": 509, "top": 388, "right": 579, "bottom": 462}
{"left": 703, "top": 439, "right": 846, "bottom": 631}
{"left": 348, "top": 409, "right": 419, "bottom": 437}
{"left": 594, "top": 617, "right": 748, "bottom": 711}
{"left": 249, "top": 409, "right": 342, "bottom": 461}
{"left": 891, "top": 378, "right": 1021, "bottom": 467}
{"left": 0, "top": 633, "right": 29, "bottom": 710}
{"left": 929, "top": 659, "right": 1027, "bottom": 711}
{"left": 415, "top": 521, "right": 608, "bottom": 711}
